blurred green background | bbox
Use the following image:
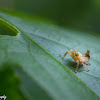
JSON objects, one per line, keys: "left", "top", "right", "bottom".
{"left": 0, "top": 0, "right": 100, "bottom": 33}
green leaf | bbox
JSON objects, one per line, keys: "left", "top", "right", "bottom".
{"left": 0, "top": 12, "right": 100, "bottom": 100}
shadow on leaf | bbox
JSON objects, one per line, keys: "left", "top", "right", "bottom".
{"left": 63, "top": 59, "right": 85, "bottom": 73}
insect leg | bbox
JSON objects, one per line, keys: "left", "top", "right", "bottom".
{"left": 75, "top": 61, "right": 79, "bottom": 73}
{"left": 84, "top": 62, "right": 91, "bottom": 65}
{"left": 63, "top": 51, "right": 72, "bottom": 57}
{"left": 59, "top": 51, "right": 72, "bottom": 58}
{"left": 82, "top": 63, "right": 89, "bottom": 71}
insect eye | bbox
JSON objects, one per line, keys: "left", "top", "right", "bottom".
{"left": 75, "top": 52, "right": 79, "bottom": 56}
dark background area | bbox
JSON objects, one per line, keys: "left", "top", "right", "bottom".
{"left": 0, "top": 0, "right": 100, "bottom": 33}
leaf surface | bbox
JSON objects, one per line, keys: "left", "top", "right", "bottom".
{"left": 0, "top": 12, "right": 100, "bottom": 100}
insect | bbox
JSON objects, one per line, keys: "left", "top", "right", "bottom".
{"left": 60, "top": 49, "right": 91, "bottom": 73}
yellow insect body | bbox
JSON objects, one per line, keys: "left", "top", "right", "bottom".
{"left": 60, "top": 49, "right": 90, "bottom": 73}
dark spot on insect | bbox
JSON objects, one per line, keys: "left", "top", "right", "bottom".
{"left": 85, "top": 54, "right": 90, "bottom": 59}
